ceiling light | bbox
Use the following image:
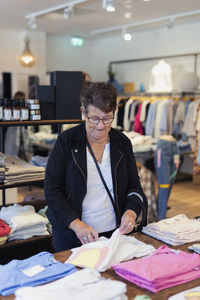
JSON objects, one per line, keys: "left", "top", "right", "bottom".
{"left": 122, "top": 28, "right": 132, "bottom": 41}
{"left": 19, "top": 37, "right": 37, "bottom": 67}
{"left": 28, "top": 17, "right": 37, "bottom": 30}
{"left": 143, "top": 0, "right": 151, "bottom": 2}
{"left": 124, "top": 32, "right": 132, "bottom": 41}
{"left": 63, "top": 5, "right": 73, "bottom": 19}
{"left": 102, "top": 0, "right": 115, "bottom": 12}
{"left": 124, "top": 12, "right": 132, "bottom": 19}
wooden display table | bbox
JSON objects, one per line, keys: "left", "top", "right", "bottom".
{"left": 1, "top": 232, "right": 200, "bottom": 300}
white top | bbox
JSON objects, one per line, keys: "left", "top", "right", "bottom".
{"left": 81, "top": 143, "right": 116, "bottom": 233}
{"left": 67, "top": 228, "right": 155, "bottom": 272}
{"left": 15, "top": 268, "right": 127, "bottom": 300}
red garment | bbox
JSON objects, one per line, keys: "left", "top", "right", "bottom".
{"left": 0, "top": 218, "right": 11, "bottom": 236}
{"left": 134, "top": 103, "right": 143, "bottom": 134}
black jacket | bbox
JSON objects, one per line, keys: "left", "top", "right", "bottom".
{"left": 45, "top": 123, "right": 147, "bottom": 232}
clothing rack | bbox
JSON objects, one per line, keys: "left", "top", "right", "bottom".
{"left": 117, "top": 91, "right": 200, "bottom": 98}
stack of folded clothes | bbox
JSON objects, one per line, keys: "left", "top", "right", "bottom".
{"left": 0, "top": 153, "right": 45, "bottom": 185}
{"left": 29, "top": 155, "right": 49, "bottom": 168}
{"left": 123, "top": 131, "right": 157, "bottom": 157}
{"left": 0, "top": 218, "right": 11, "bottom": 245}
{"left": 142, "top": 214, "right": 200, "bottom": 246}
{"left": 112, "top": 245, "right": 200, "bottom": 293}
{"left": 0, "top": 204, "right": 49, "bottom": 241}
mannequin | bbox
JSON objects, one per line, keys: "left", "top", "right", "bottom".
{"left": 149, "top": 60, "right": 172, "bottom": 92}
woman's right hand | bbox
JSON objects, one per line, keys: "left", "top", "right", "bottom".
{"left": 68, "top": 218, "right": 98, "bottom": 245}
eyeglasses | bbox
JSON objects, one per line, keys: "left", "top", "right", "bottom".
{"left": 86, "top": 115, "right": 114, "bottom": 124}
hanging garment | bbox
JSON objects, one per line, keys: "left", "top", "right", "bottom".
{"left": 15, "top": 268, "right": 127, "bottom": 300}
{"left": 112, "top": 245, "right": 200, "bottom": 293}
{"left": 0, "top": 251, "right": 77, "bottom": 296}
{"left": 138, "top": 166, "right": 158, "bottom": 223}
{"left": 154, "top": 100, "right": 168, "bottom": 138}
{"left": 134, "top": 103, "right": 143, "bottom": 134}
{"left": 172, "top": 101, "right": 185, "bottom": 139}
{"left": 145, "top": 101, "right": 159, "bottom": 136}
{"left": 154, "top": 139, "right": 180, "bottom": 219}
{"left": 123, "top": 98, "right": 134, "bottom": 131}
{"left": 66, "top": 228, "right": 155, "bottom": 272}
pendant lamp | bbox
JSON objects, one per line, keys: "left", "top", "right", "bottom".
{"left": 19, "top": 37, "right": 36, "bottom": 67}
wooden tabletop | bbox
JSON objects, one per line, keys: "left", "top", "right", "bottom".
{"left": 2, "top": 232, "right": 200, "bottom": 300}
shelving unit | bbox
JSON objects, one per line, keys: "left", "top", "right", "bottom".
{"left": 0, "top": 119, "right": 82, "bottom": 206}
{"left": 0, "top": 119, "right": 82, "bottom": 264}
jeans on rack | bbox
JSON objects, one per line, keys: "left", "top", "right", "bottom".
{"left": 154, "top": 139, "right": 180, "bottom": 220}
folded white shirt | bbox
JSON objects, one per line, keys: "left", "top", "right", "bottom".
{"left": 0, "top": 204, "right": 48, "bottom": 231}
{"left": 15, "top": 268, "right": 127, "bottom": 300}
{"left": 9, "top": 224, "right": 49, "bottom": 241}
{"left": 67, "top": 229, "right": 155, "bottom": 272}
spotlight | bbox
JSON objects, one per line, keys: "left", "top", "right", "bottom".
{"left": 165, "top": 18, "right": 174, "bottom": 30}
{"left": 63, "top": 5, "right": 73, "bottom": 19}
{"left": 122, "top": 27, "right": 132, "bottom": 41}
{"left": 102, "top": 0, "right": 115, "bottom": 12}
{"left": 28, "top": 17, "right": 37, "bottom": 30}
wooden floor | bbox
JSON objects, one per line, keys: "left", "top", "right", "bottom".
{"left": 166, "top": 180, "right": 200, "bottom": 219}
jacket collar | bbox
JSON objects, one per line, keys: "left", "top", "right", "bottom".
{"left": 70, "top": 123, "right": 124, "bottom": 180}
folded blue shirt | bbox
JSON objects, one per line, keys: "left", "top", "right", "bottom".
{"left": 0, "top": 251, "right": 77, "bottom": 296}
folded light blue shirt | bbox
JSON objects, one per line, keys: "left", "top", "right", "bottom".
{"left": 0, "top": 251, "right": 77, "bottom": 296}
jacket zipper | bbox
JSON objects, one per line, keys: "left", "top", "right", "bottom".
{"left": 71, "top": 149, "right": 86, "bottom": 183}
{"left": 115, "top": 152, "right": 123, "bottom": 226}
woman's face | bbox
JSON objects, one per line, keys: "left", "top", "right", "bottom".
{"left": 82, "top": 105, "right": 114, "bottom": 142}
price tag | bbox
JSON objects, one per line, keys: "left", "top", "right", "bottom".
{"left": 22, "top": 265, "right": 45, "bottom": 277}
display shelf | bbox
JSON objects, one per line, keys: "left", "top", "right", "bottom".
{"left": 0, "top": 234, "right": 53, "bottom": 264}
{"left": 0, "top": 179, "right": 44, "bottom": 190}
{"left": 0, "top": 119, "right": 83, "bottom": 206}
{"left": 0, "top": 119, "right": 83, "bottom": 127}
{"left": 0, "top": 118, "right": 82, "bottom": 264}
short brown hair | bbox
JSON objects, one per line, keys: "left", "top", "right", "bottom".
{"left": 80, "top": 82, "right": 117, "bottom": 113}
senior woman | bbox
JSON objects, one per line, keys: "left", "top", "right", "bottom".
{"left": 45, "top": 82, "right": 147, "bottom": 252}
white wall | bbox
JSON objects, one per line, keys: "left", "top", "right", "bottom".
{"left": 47, "top": 21, "right": 200, "bottom": 90}
{"left": 0, "top": 30, "right": 47, "bottom": 96}
{"left": 47, "top": 35, "right": 94, "bottom": 74}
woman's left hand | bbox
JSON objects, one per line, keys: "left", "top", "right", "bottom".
{"left": 119, "top": 209, "right": 137, "bottom": 234}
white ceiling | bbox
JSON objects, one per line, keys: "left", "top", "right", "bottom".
{"left": 1, "top": 0, "right": 200, "bottom": 38}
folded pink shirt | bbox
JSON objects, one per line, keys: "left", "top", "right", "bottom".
{"left": 112, "top": 245, "right": 200, "bottom": 293}
{"left": 0, "top": 218, "right": 11, "bottom": 237}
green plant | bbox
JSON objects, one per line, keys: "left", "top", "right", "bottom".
{"left": 107, "top": 64, "right": 116, "bottom": 80}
